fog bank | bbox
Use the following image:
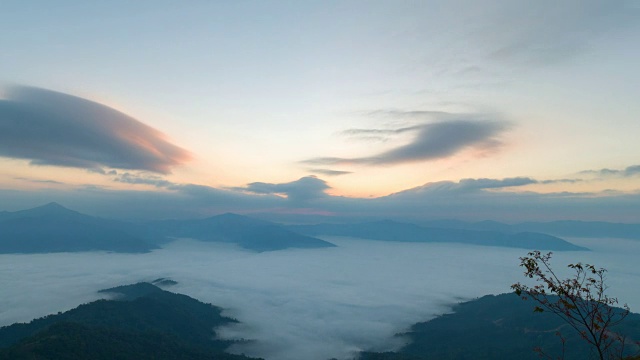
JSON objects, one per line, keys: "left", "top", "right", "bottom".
{"left": 1, "top": 237, "right": 638, "bottom": 360}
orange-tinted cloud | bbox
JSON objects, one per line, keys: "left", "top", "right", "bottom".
{"left": 0, "top": 86, "right": 191, "bottom": 174}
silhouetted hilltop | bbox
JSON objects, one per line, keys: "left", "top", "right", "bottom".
{"left": 0, "top": 282, "right": 260, "bottom": 360}
{"left": 289, "top": 220, "right": 588, "bottom": 251}
{"left": 362, "top": 293, "right": 640, "bottom": 360}
{"left": 99, "top": 282, "right": 166, "bottom": 301}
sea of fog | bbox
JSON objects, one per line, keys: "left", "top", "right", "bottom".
{"left": 1, "top": 236, "right": 639, "bottom": 360}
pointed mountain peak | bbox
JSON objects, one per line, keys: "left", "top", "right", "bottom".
{"left": 212, "top": 212, "right": 260, "bottom": 223}
{"left": 216, "top": 212, "right": 251, "bottom": 220}
{"left": 15, "top": 202, "right": 85, "bottom": 218}
{"left": 219, "top": 212, "right": 242, "bottom": 217}
{"left": 32, "top": 202, "right": 74, "bottom": 212}
{"left": 40, "top": 202, "right": 67, "bottom": 210}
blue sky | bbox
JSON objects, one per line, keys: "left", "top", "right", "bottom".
{"left": 1, "top": 0, "right": 640, "bottom": 221}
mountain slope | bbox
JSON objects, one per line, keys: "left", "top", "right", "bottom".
{"left": 362, "top": 293, "right": 640, "bottom": 360}
{"left": 289, "top": 220, "right": 587, "bottom": 251}
{"left": 152, "top": 213, "right": 336, "bottom": 251}
{"left": 0, "top": 282, "right": 260, "bottom": 360}
{"left": 0, "top": 203, "right": 157, "bottom": 253}
{"left": 0, "top": 322, "right": 250, "bottom": 360}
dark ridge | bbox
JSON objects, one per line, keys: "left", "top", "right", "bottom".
{"left": 362, "top": 293, "right": 640, "bottom": 360}
{"left": 0, "top": 282, "right": 260, "bottom": 360}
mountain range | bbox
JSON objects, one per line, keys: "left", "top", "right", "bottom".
{"left": 0, "top": 203, "right": 335, "bottom": 253}
{"left": 419, "top": 219, "right": 640, "bottom": 240}
{"left": 10, "top": 203, "right": 633, "bottom": 254}
{"left": 289, "top": 220, "right": 588, "bottom": 251}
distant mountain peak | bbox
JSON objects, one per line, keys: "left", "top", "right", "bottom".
{"left": 217, "top": 212, "right": 245, "bottom": 218}
{"left": 0, "top": 203, "right": 158, "bottom": 254}
{"left": 208, "top": 212, "right": 268, "bottom": 225}
{"left": 39, "top": 202, "right": 67, "bottom": 210}
{"left": 25, "top": 202, "right": 80, "bottom": 216}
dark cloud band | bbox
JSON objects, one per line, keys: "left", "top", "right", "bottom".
{"left": 304, "top": 119, "right": 510, "bottom": 166}
{"left": 0, "top": 86, "right": 191, "bottom": 173}
{"left": 580, "top": 165, "right": 640, "bottom": 178}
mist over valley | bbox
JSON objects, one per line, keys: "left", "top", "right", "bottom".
{"left": 1, "top": 219, "right": 639, "bottom": 359}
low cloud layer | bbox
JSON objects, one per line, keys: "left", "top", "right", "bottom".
{"left": 304, "top": 119, "right": 510, "bottom": 166}
{"left": 308, "top": 169, "right": 352, "bottom": 177}
{"left": 580, "top": 165, "right": 640, "bottom": 178}
{"left": 3, "top": 173, "right": 640, "bottom": 223}
{"left": 390, "top": 176, "right": 582, "bottom": 196}
{"left": 0, "top": 86, "right": 191, "bottom": 173}
{"left": 233, "top": 176, "right": 330, "bottom": 203}
{"left": 393, "top": 177, "right": 538, "bottom": 195}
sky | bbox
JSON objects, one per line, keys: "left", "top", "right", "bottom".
{"left": 1, "top": 0, "right": 640, "bottom": 221}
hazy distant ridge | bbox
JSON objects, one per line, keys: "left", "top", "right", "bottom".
{"left": 289, "top": 220, "right": 588, "bottom": 251}
{"left": 0, "top": 203, "right": 335, "bottom": 254}
{"left": 149, "top": 212, "right": 336, "bottom": 251}
{"left": 421, "top": 219, "right": 640, "bottom": 240}
{"left": 0, "top": 203, "right": 157, "bottom": 254}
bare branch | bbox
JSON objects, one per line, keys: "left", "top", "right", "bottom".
{"left": 511, "top": 251, "right": 631, "bottom": 360}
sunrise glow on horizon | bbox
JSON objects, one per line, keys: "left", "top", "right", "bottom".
{"left": 1, "top": 1, "right": 639, "bottom": 221}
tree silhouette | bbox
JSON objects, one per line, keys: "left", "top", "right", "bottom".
{"left": 511, "top": 251, "right": 632, "bottom": 360}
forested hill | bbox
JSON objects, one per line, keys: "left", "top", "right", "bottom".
{"left": 361, "top": 293, "right": 640, "bottom": 360}
{"left": 0, "top": 281, "right": 261, "bottom": 360}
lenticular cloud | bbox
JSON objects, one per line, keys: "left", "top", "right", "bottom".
{"left": 0, "top": 86, "right": 190, "bottom": 173}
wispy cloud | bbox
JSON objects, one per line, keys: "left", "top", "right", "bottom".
{"left": 580, "top": 165, "right": 640, "bottom": 178}
{"left": 304, "top": 119, "right": 510, "bottom": 166}
{"left": 365, "top": 109, "right": 451, "bottom": 120}
{"left": 391, "top": 177, "right": 538, "bottom": 196}
{"left": 114, "top": 173, "right": 176, "bottom": 188}
{"left": 477, "top": 0, "right": 640, "bottom": 67}
{"left": 339, "top": 125, "right": 422, "bottom": 143}
{"left": 308, "top": 169, "right": 352, "bottom": 177}
{"left": 539, "top": 178, "right": 584, "bottom": 184}
{"left": 13, "top": 177, "right": 64, "bottom": 185}
{"left": 0, "top": 86, "right": 191, "bottom": 174}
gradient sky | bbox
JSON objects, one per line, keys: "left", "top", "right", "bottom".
{"left": 1, "top": 0, "right": 640, "bottom": 221}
